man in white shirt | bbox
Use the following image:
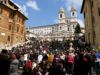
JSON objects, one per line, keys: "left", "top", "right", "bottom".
{"left": 37, "top": 54, "right": 43, "bottom": 64}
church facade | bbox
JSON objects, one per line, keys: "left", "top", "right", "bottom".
{"left": 27, "top": 7, "right": 79, "bottom": 41}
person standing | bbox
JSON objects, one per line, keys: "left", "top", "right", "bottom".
{"left": 9, "top": 53, "right": 19, "bottom": 75}
{"left": 73, "top": 53, "right": 89, "bottom": 75}
{"left": 95, "top": 51, "right": 100, "bottom": 75}
{"left": 67, "top": 53, "right": 74, "bottom": 74}
{"left": 0, "top": 49, "right": 10, "bottom": 75}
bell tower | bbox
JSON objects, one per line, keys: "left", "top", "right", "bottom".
{"left": 58, "top": 7, "right": 67, "bottom": 24}
{"left": 70, "top": 6, "right": 78, "bottom": 32}
{"left": 70, "top": 6, "right": 77, "bottom": 21}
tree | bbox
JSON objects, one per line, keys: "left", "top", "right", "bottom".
{"left": 74, "top": 23, "right": 81, "bottom": 34}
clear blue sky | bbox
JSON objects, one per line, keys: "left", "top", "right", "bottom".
{"left": 12, "top": 0, "right": 84, "bottom": 28}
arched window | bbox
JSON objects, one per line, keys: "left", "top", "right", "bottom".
{"left": 68, "top": 27, "right": 69, "bottom": 31}
{"left": 0, "top": 0, "right": 3, "bottom": 3}
{"left": 7, "top": 36, "right": 10, "bottom": 41}
{"left": 72, "top": 12, "right": 75, "bottom": 16}
{"left": 60, "top": 14, "right": 62, "bottom": 18}
{"left": 60, "top": 26, "right": 62, "bottom": 30}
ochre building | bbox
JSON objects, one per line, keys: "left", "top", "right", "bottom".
{"left": 0, "top": 0, "right": 27, "bottom": 48}
{"left": 81, "top": 0, "right": 100, "bottom": 48}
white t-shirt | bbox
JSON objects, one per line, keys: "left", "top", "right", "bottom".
{"left": 32, "top": 62, "right": 37, "bottom": 69}
{"left": 60, "top": 54, "right": 65, "bottom": 60}
{"left": 24, "top": 54, "right": 28, "bottom": 61}
{"left": 37, "top": 54, "right": 43, "bottom": 63}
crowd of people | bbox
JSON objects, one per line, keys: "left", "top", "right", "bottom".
{"left": 0, "top": 39, "right": 100, "bottom": 75}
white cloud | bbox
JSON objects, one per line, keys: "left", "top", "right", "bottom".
{"left": 26, "top": 0, "right": 40, "bottom": 11}
{"left": 78, "top": 19, "right": 84, "bottom": 27}
{"left": 15, "top": 3, "right": 28, "bottom": 17}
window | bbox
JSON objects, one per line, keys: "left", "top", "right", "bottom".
{"left": 17, "top": 26, "right": 19, "bottom": 32}
{"left": 16, "top": 37, "right": 18, "bottom": 42}
{"left": 60, "top": 26, "right": 62, "bottom": 30}
{"left": 68, "top": 27, "right": 69, "bottom": 31}
{"left": 72, "top": 12, "right": 75, "bottom": 16}
{"left": 9, "top": 24, "right": 11, "bottom": 30}
{"left": 0, "top": 0, "right": 3, "bottom": 3}
{"left": 9, "top": 12, "right": 14, "bottom": 18}
{"left": 84, "top": 12, "right": 85, "bottom": 18}
{"left": 98, "top": 7, "right": 100, "bottom": 16}
{"left": 60, "top": 14, "right": 62, "bottom": 18}
{"left": 18, "top": 16, "right": 20, "bottom": 22}
{"left": 16, "top": 15, "right": 20, "bottom": 22}
{"left": 4, "top": 0, "right": 7, "bottom": 4}
{"left": 91, "top": 0, "right": 93, "bottom": 7}
{"left": 0, "top": 8, "right": 2, "bottom": 15}
{"left": 7, "top": 36, "right": 10, "bottom": 41}
{"left": 21, "top": 28, "right": 23, "bottom": 34}
{"left": 92, "top": 15, "right": 95, "bottom": 24}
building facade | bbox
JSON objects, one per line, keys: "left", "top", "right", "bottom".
{"left": 27, "top": 7, "right": 79, "bottom": 41}
{"left": 81, "top": 0, "right": 100, "bottom": 48}
{"left": 0, "top": 0, "right": 27, "bottom": 48}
